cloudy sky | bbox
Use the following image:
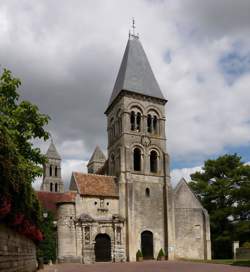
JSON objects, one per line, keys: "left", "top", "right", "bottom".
{"left": 1, "top": 0, "right": 250, "bottom": 188}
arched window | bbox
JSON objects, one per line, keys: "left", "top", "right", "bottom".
{"left": 133, "top": 148, "right": 141, "bottom": 171}
{"left": 150, "top": 150, "right": 158, "bottom": 173}
{"left": 55, "top": 183, "right": 58, "bottom": 192}
{"left": 49, "top": 165, "right": 52, "bottom": 176}
{"left": 130, "top": 111, "right": 135, "bottom": 131}
{"left": 136, "top": 112, "right": 141, "bottom": 132}
{"left": 50, "top": 183, "right": 53, "bottom": 192}
{"left": 153, "top": 115, "right": 157, "bottom": 134}
{"left": 147, "top": 114, "right": 152, "bottom": 133}
{"left": 110, "top": 154, "right": 115, "bottom": 175}
{"left": 145, "top": 188, "right": 150, "bottom": 197}
{"left": 55, "top": 166, "right": 57, "bottom": 177}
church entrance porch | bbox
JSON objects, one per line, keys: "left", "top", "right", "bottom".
{"left": 141, "top": 231, "right": 154, "bottom": 259}
{"left": 94, "top": 234, "right": 111, "bottom": 262}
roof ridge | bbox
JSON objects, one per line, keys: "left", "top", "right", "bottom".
{"left": 73, "top": 171, "right": 115, "bottom": 178}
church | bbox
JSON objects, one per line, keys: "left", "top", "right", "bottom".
{"left": 37, "top": 33, "right": 211, "bottom": 263}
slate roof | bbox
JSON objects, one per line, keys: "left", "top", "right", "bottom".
{"left": 46, "top": 141, "right": 61, "bottom": 160}
{"left": 36, "top": 191, "right": 76, "bottom": 216}
{"left": 107, "top": 36, "right": 166, "bottom": 110}
{"left": 72, "top": 172, "right": 118, "bottom": 198}
{"left": 88, "top": 146, "right": 106, "bottom": 164}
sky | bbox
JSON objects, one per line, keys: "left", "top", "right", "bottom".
{"left": 1, "top": 0, "right": 250, "bottom": 188}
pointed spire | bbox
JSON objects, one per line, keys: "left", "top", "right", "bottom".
{"left": 89, "top": 146, "right": 106, "bottom": 163}
{"left": 106, "top": 34, "right": 166, "bottom": 112}
{"left": 46, "top": 139, "right": 61, "bottom": 160}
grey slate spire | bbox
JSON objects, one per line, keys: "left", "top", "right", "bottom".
{"left": 107, "top": 35, "right": 166, "bottom": 110}
{"left": 87, "top": 146, "right": 106, "bottom": 174}
{"left": 89, "top": 146, "right": 106, "bottom": 163}
{"left": 46, "top": 140, "right": 61, "bottom": 160}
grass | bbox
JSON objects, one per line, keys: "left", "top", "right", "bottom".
{"left": 181, "top": 259, "right": 250, "bottom": 267}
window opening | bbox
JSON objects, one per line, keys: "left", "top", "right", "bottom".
{"left": 130, "top": 111, "right": 135, "bottom": 131}
{"left": 150, "top": 150, "right": 158, "bottom": 173}
{"left": 133, "top": 148, "right": 141, "bottom": 171}
{"left": 49, "top": 165, "right": 52, "bottom": 176}
{"left": 145, "top": 188, "right": 150, "bottom": 197}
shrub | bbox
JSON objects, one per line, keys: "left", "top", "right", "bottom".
{"left": 242, "top": 242, "right": 250, "bottom": 248}
{"left": 157, "top": 248, "right": 165, "bottom": 260}
{"left": 136, "top": 249, "right": 143, "bottom": 260}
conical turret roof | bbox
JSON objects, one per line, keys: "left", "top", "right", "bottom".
{"left": 89, "top": 146, "right": 106, "bottom": 163}
{"left": 46, "top": 140, "right": 61, "bottom": 160}
{"left": 106, "top": 35, "right": 166, "bottom": 111}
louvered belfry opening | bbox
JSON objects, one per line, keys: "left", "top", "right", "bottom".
{"left": 94, "top": 234, "right": 111, "bottom": 262}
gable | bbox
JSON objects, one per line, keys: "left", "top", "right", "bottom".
{"left": 174, "top": 179, "right": 203, "bottom": 209}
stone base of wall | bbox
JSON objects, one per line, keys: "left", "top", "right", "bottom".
{"left": 0, "top": 224, "right": 37, "bottom": 272}
{"left": 58, "top": 256, "right": 82, "bottom": 263}
{"left": 236, "top": 248, "right": 250, "bottom": 260}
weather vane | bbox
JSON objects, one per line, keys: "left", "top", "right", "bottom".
{"left": 129, "top": 17, "right": 139, "bottom": 39}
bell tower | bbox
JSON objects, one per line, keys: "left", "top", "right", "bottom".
{"left": 105, "top": 33, "right": 175, "bottom": 261}
{"left": 41, "top": 140, "right": 64, "bottom": 193}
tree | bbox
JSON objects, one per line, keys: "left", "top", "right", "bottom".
{"left": 0, "top": 68, "right": 50, "bottom": 239}
{"left": 189, "top": 154, "right": 250, "bottom": 259}
{"left": 37, "top": 211, "right": 57, "bottom": 263}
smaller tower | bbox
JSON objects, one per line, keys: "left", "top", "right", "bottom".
{"left": 41, "top": 140, "right": 64, "bottom": 193}
{"left": 87, "top": 146, "right": 106, "bottom": 174}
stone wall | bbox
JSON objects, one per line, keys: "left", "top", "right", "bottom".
{"left": 236, "top": 248, "right": 250, "bottom": 260}
{"left": 0, "top": 224, "right": 37, "bottom": 272}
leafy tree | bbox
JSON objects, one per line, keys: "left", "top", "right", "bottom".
{"left": 0, "top": 68, "right": 50, "bottom": 235}
{"left": 37, "top": 211, "right": 57, "bottom": 263}
{"left": 189, "top": 154, "right": 250, "bottom": 259}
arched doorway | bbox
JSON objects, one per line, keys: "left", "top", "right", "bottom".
{"left": 94, "top": 234, "right": 111, "bottom": 262}
{"left": 141, "top": 231, "right": 154, "bottom": 259}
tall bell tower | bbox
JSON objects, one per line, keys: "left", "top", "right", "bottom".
{"left": 41, "top": 140, "right": 64, "bottom": 193}
{"left": 105, "top": 32, "right": 175, "bottom": 261}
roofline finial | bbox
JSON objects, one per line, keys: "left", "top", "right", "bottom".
{"left": 129, "top": 17, "right": 139, "bottom": 39}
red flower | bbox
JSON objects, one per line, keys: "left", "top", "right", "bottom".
{"left": 0, "top": 197, "right": 11, "bottom": 219}
{"left": 10, "top": 213, "right": 24, "bottom": 226}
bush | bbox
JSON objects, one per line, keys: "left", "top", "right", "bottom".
{"left": 157, "top": 248, "right": 165, "bottom": 259}
{"left": 136, "top": 249, "right": 143, "bottom": 260}
{"left": 242, "top": 242, "right": 250, "bottom": 248}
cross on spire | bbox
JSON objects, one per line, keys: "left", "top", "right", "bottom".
{"left": 129, "top": 17, "right": 139, "bottom": 39}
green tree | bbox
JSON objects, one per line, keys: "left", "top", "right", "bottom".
{"left": 37, "top": 211, "right": 56, "bottom": 263}
{"left": 0, "top": 68, "right": 50, "bottom": 232}
{"left": 189, "top": 154, "right": 250, "bottom": 259}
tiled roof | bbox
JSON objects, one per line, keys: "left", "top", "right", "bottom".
{"left": 36, "top": 191, "right": 76, "bottom": 215}
{"left": 72, "top": 172, "right": 118, "bottom": 198}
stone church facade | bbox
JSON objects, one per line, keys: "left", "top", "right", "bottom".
{"left": 37, "top": 34, "right": 211, "bottom": 263}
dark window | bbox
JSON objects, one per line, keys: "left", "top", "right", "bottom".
{"left": 130, "top": 111, "right": 135, "bottom": 131}
{"left": 133, "top": 148, "right": 141, "bottom": 171}
{"left": 153, "top": 116, "right": 157, "bottom": 134}
{"left": 110, "top": 154, "right": 115, "bottom": 175}
{"left": 150, "top": 150, "right": 158, "bottom": 173}
{"left": 55, "top": 166, "right": 58, "bottom": 177}
{"left": 147, "top": 114, "right": 152, "bottom": 133}
{"left": 145, "top": 188, "right": 150, "bottom": 197}
{"left": 50, "top": 183, "right": 53, "bottom": 192}
{"left": 136, "top": 112, "right": 141, "bottom": 131}
{"left": 94, "top": 201, "right": 97, "bottom": 205}
{"left": 49, "top": 165, "right": 52, "bottom": 176}
{"left": 55, "top": 183, "right": 58, "bottom": 192}
{"left": 106, "top": 202, "right": 109, "bottom": 206}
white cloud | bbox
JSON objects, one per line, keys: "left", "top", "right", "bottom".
{"left": 1, "top": 0, "right": 250, "bottom": 167}
{"left": 171, "top": 166, "right": 202, "bottom": 188}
